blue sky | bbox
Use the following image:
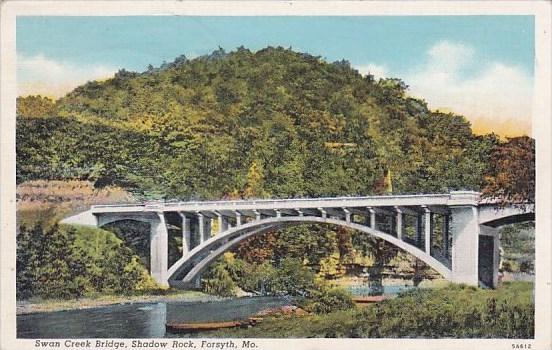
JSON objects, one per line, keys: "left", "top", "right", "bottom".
{"left": 16, "top": 16, "right": 535, "bottom": 136}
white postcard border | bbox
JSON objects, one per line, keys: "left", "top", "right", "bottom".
{"left": 1, "top": 1, "right": 550, "bottom": 350}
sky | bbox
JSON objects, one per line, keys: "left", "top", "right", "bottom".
{"left": 16, "top": 16, "right": 534, "bottom": 137}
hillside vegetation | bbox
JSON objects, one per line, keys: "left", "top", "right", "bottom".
{"left": 18, "top": 46, "right": 519, "bottom": 200}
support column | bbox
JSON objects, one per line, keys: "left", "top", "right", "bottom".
{"left": 450, "top": 205, "right": 480, "bottom": 286}
{"left": 368, "top": 207, "right": 376, "bottom": 229}
{"left": 197, "top": 213, "right": 205, "bottom": 244}
{"left": 217, "top": 212, "right": 228, "bottom": 233}
{"left": 253, "top": 209, "right": 261, "bottom": 221}
{"left": 423, "top": 206, "right": 432, "bottom": 254}
{"left": 235, "top": 211, "right": 242, "bottom": 226}
{"left": 150, "top": 212, "right": 169, "bottom": 287}
{"left": 178, "top": 212, "right": 191, "bottom": 255}
{"left": 343, "top": 208, "right": 351, "bottom": 223}
{"left": 275, "top": 209, "right": 281, "bottom": 218}
{"left": 395, "top": 207, "right": 403, "bottom": 240}
{"left": 480, "top": 225, "right": 500, "bottom": 288}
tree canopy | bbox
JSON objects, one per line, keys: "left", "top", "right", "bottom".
{"left": 17, "top": 46, "right": 524, "bottom": 201}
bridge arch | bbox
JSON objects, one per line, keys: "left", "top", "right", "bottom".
{"left": 480, "top": 212, "right": 535, "bottom": 228}
{"left": 167, "top": 216, "right": 452, "bottom": 289}
{"left": 97, "top": 213, "right": 159, "bottom": 228}
{"left": 478, "top": 204, "right": 535, "bottom": 227}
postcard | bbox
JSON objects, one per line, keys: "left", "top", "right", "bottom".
{"left": 1, "top": 1, "right": 551, "bottom": 350}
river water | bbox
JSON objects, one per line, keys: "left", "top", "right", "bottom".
{"left": 17, "top": 285, "right": 417, "bottom": 338}
{"left": 17, "top": 296, "right": 289, "bottom": 338}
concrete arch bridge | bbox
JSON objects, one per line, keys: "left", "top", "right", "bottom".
{"left": 61, "top": 191, "right": 534, "bottom": 289}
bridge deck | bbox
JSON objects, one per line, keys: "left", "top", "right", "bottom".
{"left": 90, "top": 191, "right": 481, "bottom": 214}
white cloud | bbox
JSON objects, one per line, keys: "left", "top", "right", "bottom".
{"left": 426, "top": 41, "right": 475, "bottom": 72}
{"left": 355, "top": 63, "right": 388, "bottom": 80}
{"left": 17, "top": 54, "right": 117, "bottom": 98}
{"left": 404, "top": 41, "right": 533, "bottom": 136}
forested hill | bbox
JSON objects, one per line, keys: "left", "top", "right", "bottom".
{"left": 16, "top": 46, "right": 531, "bottom": 201}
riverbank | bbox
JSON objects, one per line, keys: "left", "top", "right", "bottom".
{"left": 16, "top": 278, "right": 450, "bottom": 315}
{"left": 17, "top": 290, "right": 222, "bottom": 315}
{"left": 205, "top": 282, "right": 534, "bottom": 338}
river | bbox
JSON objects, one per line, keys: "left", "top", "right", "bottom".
{"left": 17, "top": 296, "right": 289, "bottom": 338}
{"left": 17, "top": 284, "right": 417, "bottom": 338}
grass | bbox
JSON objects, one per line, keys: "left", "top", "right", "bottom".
{"left": 202, "top": 281, "right": 534, "bottom": 338}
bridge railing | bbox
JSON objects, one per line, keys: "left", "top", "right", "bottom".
{"left": 92, "top": 193, "right": 457, "bottom": 208}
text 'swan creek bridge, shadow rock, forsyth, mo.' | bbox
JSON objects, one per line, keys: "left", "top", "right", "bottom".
{"left": 61, "top": 191, "right": 534, "bottom": 289}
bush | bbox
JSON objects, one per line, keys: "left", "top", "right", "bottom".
{"left": 238, "top": 261, "right": 279, "bottom": 295}
{"left": 271, "top": 258, "right": 317, "bottom": 297}
{"left": 302, "top": 286, "right": 355, "bottom": 314}
{"left": 210, "top": 282, "right": 534, "bottom": 338}
{"left": 16, "top": 224, "right": 157, "bottom": 300}
{"left": 353, "top": 283, "right": 534, "bottom": 338}
{"left": 201, "top": 258, "right": 238, "bottom": 297}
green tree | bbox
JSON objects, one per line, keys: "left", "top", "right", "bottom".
{"left": 483, "top": 136, "right": 535, "bottom": 205}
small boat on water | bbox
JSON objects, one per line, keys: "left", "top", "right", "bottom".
{"left": 351, "top": 295, "right": 387, "bottom": 304}
{"left": 166, "top": 317, "right": 263, "bottom": 333}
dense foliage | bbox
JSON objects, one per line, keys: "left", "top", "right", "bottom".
{"left": 201, "top": 254, "right": 354, "bottom": 313}
{"left": 500, "top": 222, "right": 535, "bottom": 273}
{"left": 209, "top": 282, "right": 534, "bottom": 338}
{"left": 17, "top": 47, "right": 506, "bottom": 199}
{"left": 16, "top": 224, "right": 157, "bottom": 299}
{"left": 482, "top": 136, "right": 535, "bottom": 205}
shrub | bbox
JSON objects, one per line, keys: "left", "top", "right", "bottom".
{"left": 238, "top": 261, "right": 278, "bottom": 295}
{"left": 211, "top": 282, "right": 534, "bottom": 338}
{"left": 303, "top": 286, "right": 355, "bottom": 314}
{"left": 354, "top": 283, "right": 534, "bottom": 338}
{"left": 201, "top": 259, "right": 238, "bottom": 297}
{"left": 16, "top": 224, "right": 157, "bottom": 299}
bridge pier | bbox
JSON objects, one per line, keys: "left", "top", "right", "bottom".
{"left": 449, "top": 205, "right": 479, "bottom": 286}
{"left": 480, "top": 225, "right": 500, "bottom": 288}
{"left": 150, "top": 212, "right": 169, "bottom": 287}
